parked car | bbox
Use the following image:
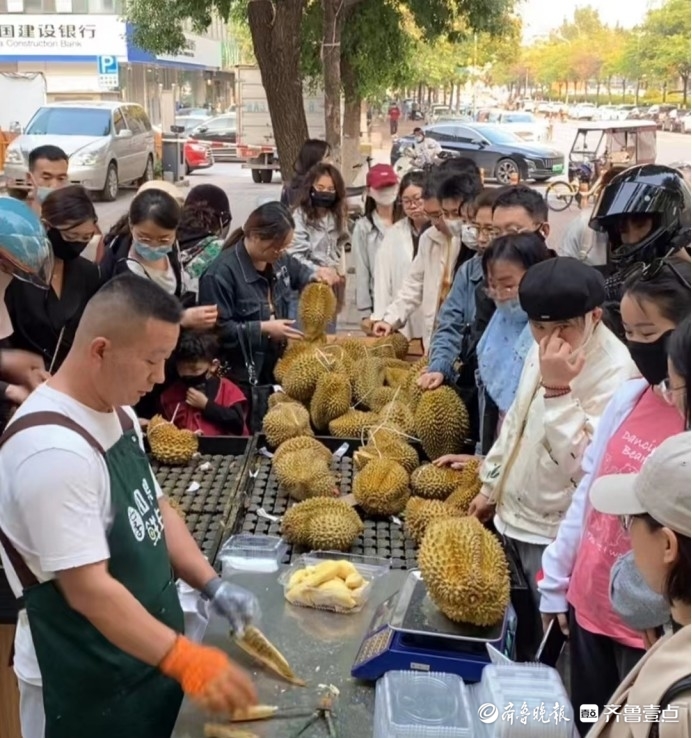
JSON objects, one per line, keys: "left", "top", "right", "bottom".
{"left": 572, "top": 103, "right": 597, "bottom": 120}
{"left": 662, "top": 109, "right": 690, "bottom": 133}
{"left": 154, "top": 123, "right": 214, "bottom": 176}
{"left": 681, "top": 113, "right": 692, "bottom": 134}
{"left": 175, "top": 115, "right": 212, "bottom": 133}
{"left": 390, "top": 123, "right": 565, "bottom": 184}
{"left": 483, "top": 110, "right": 549, "bottom": 142}
{"left": 188, "top": 113, "right": 237, "bottom": 161}
{"left": 177, "top": 107, "right": 212, "bottom": 118}
{"left": 3, "top": 101, "right": 155, "bottom": 201}
{"left": 593, "top": 105, "right": 619, "bottom": 121}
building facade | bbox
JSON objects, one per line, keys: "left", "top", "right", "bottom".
{"left": 0, "top": 0, "right": 235, "bottom": 126}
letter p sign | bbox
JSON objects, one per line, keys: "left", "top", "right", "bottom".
{"left": 97, "top": 56, "right": 118, "bottom": 75}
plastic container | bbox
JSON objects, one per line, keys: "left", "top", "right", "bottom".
{"left": 374, "top": 671, "right": 472, "bottom": 738}
{"left": 278, "top": 551, "right": 389, "bottom": 613}
{"left": 218, "top": 534, "right": 288, "bottom": 574}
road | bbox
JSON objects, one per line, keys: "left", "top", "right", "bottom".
{"left": 92, "top": 121, "right": 691, "bottom": 331}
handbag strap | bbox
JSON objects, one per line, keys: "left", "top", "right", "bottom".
{"left": 236, "top": 323, "right": 258, "bottom": 387}
{"left": 648, "top": 675, "right": 691, "bottom": 738}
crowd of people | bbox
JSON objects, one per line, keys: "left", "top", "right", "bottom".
{"left": 0, "top": 137, "right": 689, "bottom": 738}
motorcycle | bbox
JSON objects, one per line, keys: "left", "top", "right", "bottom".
{"left": 394, "top": 147, "right": 457, "bottom": 177}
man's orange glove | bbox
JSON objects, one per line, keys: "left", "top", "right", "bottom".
{"left": 159, "top": 635, "right": 258, "bottom": 714}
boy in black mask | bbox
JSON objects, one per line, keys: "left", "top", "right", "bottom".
{"left": 159, "top": 330, "right": 248, "bottom": 436}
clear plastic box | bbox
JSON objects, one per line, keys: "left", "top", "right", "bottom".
{"left": 218, "top": 534, "right": 288, "bottom": 574}
{"left": 374, "top": 671, "right": 472, "bottom": 738}
{"left": 278, "top": 551, "right": 389, "bottom": 614}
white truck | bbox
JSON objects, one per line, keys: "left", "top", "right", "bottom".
{"left": 235, "top": 65, "right": 325, "bottom": 183}
{"left": 0, "top": 73, "right": 47, "bottom": 132}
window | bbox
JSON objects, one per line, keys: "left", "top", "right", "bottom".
{"left": 4, "top": 0, "right": 25, "bottom": 12}
{"left": 124, "top": 105, "right": 151, "bottom": 134}
{"left": 454, "top": 126, "right": 482, "bottom": 144}
{"left": 71, "top": 0, "right": 88, "bottom": 10}
{"left": 26, "top": 107, "right": 112, "bottom": 136}
{"left": 23, "top": 0, "right": 43, "bottom": 10}
{"left": 112, "top": 108, "right": 127, "bottom": 134}
{"left": 427, "top": 125, "right": 456, "bottom": 142}
{"left": 88, "top": 0, "right": 114, "bottom": 11}
{"left": 55, "top": 0, "right": 72, "bottom": 11}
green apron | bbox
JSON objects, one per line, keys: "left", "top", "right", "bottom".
{"left": 0, "top": 409, "right": 185, "bottom": 738}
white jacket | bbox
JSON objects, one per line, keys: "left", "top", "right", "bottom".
{"left": 353, "top": 212, "right": 390, "bottom": 318}
{"left": 538, "top": 378, "right": 649, "bottom": 614}
{"left": 381, "top": 225, "right": 460, "bottom": 349}
{"left": 481, "top": 323, "right": 638, "bottom": 540}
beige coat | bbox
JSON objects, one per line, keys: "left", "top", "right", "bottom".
{"left": 587, "top": 625, "right": 690, "bottom": 738}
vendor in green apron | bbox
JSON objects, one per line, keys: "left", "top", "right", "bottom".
{"left": 0, "top": 273, "right": 259, "bottom": 738}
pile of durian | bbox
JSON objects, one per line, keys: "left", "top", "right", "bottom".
{"left": 284, "top": 558, "right": 368, "bottom": 612}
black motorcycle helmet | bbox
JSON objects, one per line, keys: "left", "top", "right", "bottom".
{"left": 589, "top": 164, "right": 691, "bottom": 267}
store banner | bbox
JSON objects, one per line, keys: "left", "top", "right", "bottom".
{"left": 0, "top": 14, "right": 127, "bottom": 58}
{"left": 127, "top": 26, "right": 222, "bottom": 70}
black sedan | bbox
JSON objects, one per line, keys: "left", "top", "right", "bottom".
{"left": 391, "top": 123, "right": 565, "bottom": 183}
{"left": 188, "top": 113, "right": 237, "bottom": 161}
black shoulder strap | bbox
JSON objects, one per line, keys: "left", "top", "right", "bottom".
{"left": 649, "top": 675, "right": 691, "bottom": 738}
{"left": 236, "top": 323, "right": 258, "bottom": 387}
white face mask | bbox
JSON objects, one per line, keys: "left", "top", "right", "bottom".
{"left": 461, "top": 224, "right": 479, "bottom": 250}
{"left": 570, "top": 312, "right": 596, "bottom": 358}
{"left": 371, "top": 186, "right": 399, "bottom": 207}
{"left": 445, "top": 219, "right": 464, "bottom": 238}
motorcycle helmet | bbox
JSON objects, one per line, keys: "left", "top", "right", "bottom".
{"left": 589, "top": 164, "right": 691, "bottom": 267}
{"left": 0, "top": 197, "right": 53, "bottom": 288}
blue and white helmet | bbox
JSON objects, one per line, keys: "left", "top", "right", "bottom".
{"left": 0, "top": 197, "right": 53, "bottom": 287}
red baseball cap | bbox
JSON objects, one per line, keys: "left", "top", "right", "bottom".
{"left": 367, "top": 164, "right": 399, "bottom": 189}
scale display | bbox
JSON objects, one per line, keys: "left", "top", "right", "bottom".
{"left": 352, "top": 571, "right": 516, "bottom": 683}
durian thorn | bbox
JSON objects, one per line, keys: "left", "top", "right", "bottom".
{"left": 314, "top": 347, "right": 336, "bottom": 370}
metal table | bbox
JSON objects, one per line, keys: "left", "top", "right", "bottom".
{"left": 172, "top": 569, "right": 408, "bottom": 738}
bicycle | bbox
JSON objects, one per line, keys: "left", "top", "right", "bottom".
{"left": 544, "top": 169, "right": 605, "bottom": 212}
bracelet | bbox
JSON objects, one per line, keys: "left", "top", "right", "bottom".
{"left": 544, "top": 388, "right": 571, "bottom": 399}
{"left": 541, "top": 382, "right": 571, "bottom": 392}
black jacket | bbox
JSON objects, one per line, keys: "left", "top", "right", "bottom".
{"left": 5, "top": 257, "right": 101, "bottom": 371}
{"left": 198, "top": 240, "right": 315, "bottom": 385}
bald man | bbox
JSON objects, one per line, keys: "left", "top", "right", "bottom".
{"left": 0, "top": 274, "right": 258, "bottom": 738}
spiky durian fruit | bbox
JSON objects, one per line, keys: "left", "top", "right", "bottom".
{"left": 404, "top": 497, "right": 461, "bottom": 543}
{"left": 366, "top": 386, "right": 398, "bottom": 412}
{"left": 310, "top": 372, "right": 352, "bottom": 431}
{"left": 274, "top": 341, "right": 314, "bottom": 384}
{"left": 281, "top": 497, "right": 363, "bottom": 551}
{"left": 445, "top": 484, "right": 479, "bottom": 514}
{"left": 403, "top": 357, "right": 428, "bottom": 412}
{"left": 418, "top": 516, "right": 510, "bottom": 626}
{"left": 262, "top": 403, "right": 313, "bottom": 448}
{"left": 274, "top": 436, "right": 333, "bottom": 465}
{"left": 273, "top": 449, "right": 337, "bottom": 501}
{"left": 268, "top": 392, "right": 303, "bottom": 410}
{"left": 411, "top": 464, "right": 467, "bottom": 500}
{"left": 350, "top": 357, "right": 385, "bottom": 405}
{"left": 353, "top": 458, "right": 410, "bottom": 516}
{"left": 334, "top": 336, "right": 369, "bottom": 363}
{"left": 328, "top": 409, "right": 378, "bottom": 438}
{"left": 353, "top": 427, "right": 419, "bottom": 473}
{"left": 378, "top": 401, "right": 415, "bottom": 436}
{"left": 414, "top": 386, "right": 470, "bottom": 461}
{"left": 298, "top": 282, "right": 337, "bottom": 341}
{"left": 372, "top": 332, "right": 410, "bottom": 360}
{"left": 147, "top": 416, "right": 198, "bottom": 465}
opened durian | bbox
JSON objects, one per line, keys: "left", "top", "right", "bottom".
{"left": 353, "top": 457, "right": 410, "bottom": 516}
{"left": 328, "top": 409, "right": 378, "bottom": 438}
{"left": 273, "top": 449, "right": 337, "bottom": 501}
{"left": 411, "top": 464, "right": 467, "bottom": 500}
{"left": 262, "top": 403, "right": 312, "bottom": 448}
{"left": 350, "top": 357, "right": 385, "bottom": 405}
{"left": 378, "top": 400, "right": 415, "bottom": 436}
{"left": 147, "top": 416, "right": 198, "bottom": 465}
{"left": 418, "top": 516, "right": 510, "bottom": 627}
{"left": 404, "top": 497, "right": 461, "bottom": 543}
{"left": 273, "top": 436, "right": 333, "bottom": 465}
{"left": 310, "top": 372, "right": 352, "bottom": 431}
{"left": 281, "top": 497, "right": 363, "bottom": 551}
{"left": 414, "top": 386, "right": 470, "bottom": 461}
{"left": 298, "top": 282, "right": 337, "bottom": 341}
{"left": 372, "top": 332, "right": 410, "bottom": 360}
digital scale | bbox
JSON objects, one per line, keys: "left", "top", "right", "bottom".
{"left": 351, "top": 570, "right": 516, "bottom": 683}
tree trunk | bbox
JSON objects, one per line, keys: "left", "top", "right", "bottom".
{"left": 322, "top": 0, "right": 347, "bottom": 167}
{"left": 662, "top": 81, "right": 668, "bottom": 102}
{"left": 606, "top": 75, "right": 612, "bottom": 98}
{"left": 417, "top": 81, "right": 423, "bottom": 102}
{"left": 247, "top": 0, "right": 307, "bottom": 181}
{"left": 682, "top": 75, "right": 689, "bottom": 106}
{"left": 595, "top": 80, "right": 601, "bottom": 105}
{"left": 341, "top": 52, "right": 361, "bottom": 186}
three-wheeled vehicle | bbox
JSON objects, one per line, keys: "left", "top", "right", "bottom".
{"left": 545, "top": 120, "right": 657, "bottom": 211}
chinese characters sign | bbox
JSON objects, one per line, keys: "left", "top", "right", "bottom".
{"left": 0, "top": 15, "right": 127, "bottom": 57}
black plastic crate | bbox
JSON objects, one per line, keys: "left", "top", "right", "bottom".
{"left": 150, "top": 436, "right": 254, "bottom": 564}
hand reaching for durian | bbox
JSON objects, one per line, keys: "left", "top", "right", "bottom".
{"left": 539, "top": 331, "right": 587, "bottom": 389}
{"left": 417, "top": 371, "right": 444, "bottom": 390}
{"left": 372, "top": 321, "right": 393, "bottom": 337}
{"left": 541, "top": 612, "right": 570, "bottom": 638}
{"left": 314, "top": 267, "right": 341, "bottom": 287}
{"left": 261, "top": 320, "right": 305, "bottom": 341}
{"left": 433, "top": 454, "right": 481, "bottom": 470}
{"left": 467, "top": 491, "right": 495, "bottom": 522}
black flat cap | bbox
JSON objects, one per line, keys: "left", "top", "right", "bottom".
{"left": 519, "top": 257, "right": 606, "bottom": 321}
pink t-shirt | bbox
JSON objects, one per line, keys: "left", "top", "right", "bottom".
{"left": 568, "top": 388, "right": 684, "bottom": 648}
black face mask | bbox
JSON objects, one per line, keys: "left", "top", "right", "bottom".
{"left": 179, "top": 372, "right": 207, "bottom": 388}
{"left": 627, "top": 330, "right": 673, "bottom": 386}
{"left": 47, "top": 228, "right": 90, "bottom": 262}
{"left": 310, "top": 188, "right": 337, "bottom": 209}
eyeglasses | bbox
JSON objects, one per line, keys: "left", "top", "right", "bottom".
{"left": 424, "top": 211, "right": 444, "bottom": 221}
{"left": 657, "top": 377, "right": 687, "bottom": 405}
{"left": 401, "top": 197, "right": 423, "bottom": 207}
{"left": 483, "top": 284, "right": 519, "bottom": 299}
{"left": 622, "top": 247, "right": 692, "bottom": 290}
{"left": 496, "top": 224, "right": 546, "bottom": 238}
{"left": 131, "top": 230, "right": 176, "bottom": 247}
{"left": 468, "top": 224, "right": 500, "bottom": 239}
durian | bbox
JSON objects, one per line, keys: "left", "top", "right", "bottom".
{"left": 267, "top": 391, "right": 302, "bottom": 409}
{"left": 281, "top": 497, "right": 363, "bottom": 551}
{"left": 147, "top": 416, "right": 198, "bottom": 465}
{"left": 334, "top": 336, "right": 369, "bottom": 363}
{"left": 411, "top": 464, "right": 467, "bottom": 500}
{"left": 353, "top": 430, "right": 419, "bottom": 474}
{"left": 273, "top": 449, "right": 337, "bottom": 501}
{"left": 372, "top": 332, "right": 410, "bottom": 360}
{"left": 404, "top": 357, "right": 428, "bottom": 411}
{"left": 273, "top": 340, "right": 313, "bottom": 384}
{"left": 328, "top": 409, "right": 378, "bottom": 438}
{"left": 445, "top": 484, "right": 479, "bottom": 514}
{"left": 262, "top": 403, "right": 313, "bottom": 448}
{"left": 298, "top": 282, "right": 337, "bottom": 341}
{"left": 351, "top": 357, "right": 385, "bottom": 405}
{"left": 378, "top": 401, "right": 415, "bottom": 436}
{"left": 353, "top": 458, "right": 410, "bottom": 516}
{"left": 310, "top": 372, "right": 352, "bottom": 431}
{"left": 366, "top": 386, "right": 398, "bottom": 412}
{"left": 404, "top": 497, "right": 461, "bottom": 543}
{"left": 418, "top": 516, "right": 510, "bottom": 626}
{"left": 233, "top": 626, "right": 305, "bottom": 686}
{"left": 384, "top": 365, "right": 411, "bottom": 390}
{"left": 414, "top": 386, "right": 470, "bottom": 461}
{"left": 282, "top": 350, "right": 326, "bottom": 402}
{"left": 273, "top": 436, "right": 333, "bottom": 465}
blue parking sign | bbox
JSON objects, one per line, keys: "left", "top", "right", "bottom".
{"left": 97, "top": 56, "right": 118, "bottom": 75}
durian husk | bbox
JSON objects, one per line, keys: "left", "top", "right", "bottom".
{"left": 350, "top": 357, "right": 385, "bottom": 405}
{"left": 262, "top": 403, "right": 313, "bottom": 448}
{"left": 366, "top": 386, "right": 398, "bottom": 412}
{"left": 267, "top": 391, "right": 303, "bottom": 410}
{"left": 233, "top": 626, "right": 306, "bottom": 686}
{"left": 281, "top": 349, "right": 326, "bottom": 402}
{"left": 411, "top": 463, "right": 467, "bottom": 500}
{"left": 147, "top": 417, "right": 198, "bottom": 465}
{"left": 418, "top": 516, "right": 510, "bottom": 627}
{"left": 414, "top": 386, "right": 470, "bottom": 461}
{"left": 404, "top": 497, "right": 462, "bottom": 543}
{"left": 403, "top": 357, "right": 428, "bottom": 412}
{"left": 333, "top": 336, "right": 369, "bottom": 363}
{"left": 273, "top": 449, "right": 337, "bottom": 501}
{"left": 353, "top": 457, "right": 410, "bottom": 516}
{"left": 328, "top": 409, "right": 378, "bottom": 438}
{"left": 353, "top": 428, "right": 419, "bottom": 474}
{"left": 378, "top": 400, "right": 415, "bottom": 436}
{"left": 273, "top": 436, "right": 333, "bottom": 465}
{"left": 385, "top": 366, "right": 412, "bottom": 390}
{"left": 371, "top": 332, "right": 410, "bottom": 360}
{"left": 282, "top": 497, "right": 363, "bottom": 551}
{"left": 298, "top": 282, "right": 338, "bottom": 341}
{"left": 273, "top": 340, "right": 313, "bottom": 384}
{"left": 310, "top": 372, "right": 352, "bottom": 431}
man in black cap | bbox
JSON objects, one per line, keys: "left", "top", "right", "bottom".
{"left": 464, "top": 257, "right": 637, "bottom": 657}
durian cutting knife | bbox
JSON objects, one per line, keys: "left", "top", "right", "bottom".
{"left": 287, "top": 695, "right": 338, "bottom": 738}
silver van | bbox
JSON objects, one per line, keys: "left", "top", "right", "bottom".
{"left": 4, "top": 101, "right": 156, "bottom": 201}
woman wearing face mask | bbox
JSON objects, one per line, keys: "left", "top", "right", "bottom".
{"left": 177, "top": 184, "right": 232, "bottom": 297}
{"left": 439, "top": 256, "right": 636, "bottom": 661}
{"left": 353, "top": 164, "right": 402, "bottom": 332}
{"left": 371, "top": 170, "right": 429, "bottom": 341}
{"left": 287, "top": 162, "right": 347, "bottom": 331}
{"left": 538, "top": 261, "right": 690, "bottom": 737}
{"left": 280, "top": 139, "right": 331, "bottom": 209}
{"left": 5, "top": 185, "right": 101, "bottom": 373}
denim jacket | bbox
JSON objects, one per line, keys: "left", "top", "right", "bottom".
{"left": 427, "top": 253, "right": 484, "bottom": 381}
{"left": 198, "top": 240, "right": 315, "bottom": 383}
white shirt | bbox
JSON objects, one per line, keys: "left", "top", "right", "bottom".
{"left": 0, "top": 384, "right": 160, "bottom": 685}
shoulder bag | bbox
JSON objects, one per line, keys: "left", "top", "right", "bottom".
{"left": 236, "top": 322, "right": 274, "bottom": 433}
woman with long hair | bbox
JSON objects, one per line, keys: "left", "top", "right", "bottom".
{"left": 280, "top": 139, "right": 330, "bottom": 208}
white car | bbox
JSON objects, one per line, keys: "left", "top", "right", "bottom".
{"left": 682, "top": 113, "right": 692, "bottom": 134}
{"left": 486, "top": 111, "right": 548, "bottom": 142}
{"left": 572, "top": 103, "right": 597, "bottom": 120}
{"left": 593, "top": 105, "right": 619, "bottom": 121}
